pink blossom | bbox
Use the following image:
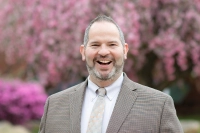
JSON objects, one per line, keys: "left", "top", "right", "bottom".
{"left": 0, "top": 79, "right": 47, "bottom": 124}
{"left": 0, "top": 0, "right": 200, "bottom": 90}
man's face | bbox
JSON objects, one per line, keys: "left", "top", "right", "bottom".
{"left": 80, "top": 21, "right": 128, "bottom": 82}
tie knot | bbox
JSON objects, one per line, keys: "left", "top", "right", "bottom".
{"left": 97, "top": 88, "right": 106, "bottom": 97}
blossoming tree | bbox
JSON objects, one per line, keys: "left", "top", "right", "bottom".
{"left": 132, "top": 0, "right": 200, "bottom": 90}
{"left": 0, "top": 0, "right": 200, "bottom": 90}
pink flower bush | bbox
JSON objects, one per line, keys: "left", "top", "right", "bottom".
{"left": 0, "top": 79, "right": 47, "bottom": 124}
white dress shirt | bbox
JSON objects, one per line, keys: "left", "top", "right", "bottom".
{"left": 81, "top": 73, "right": 124, "bottom": 133}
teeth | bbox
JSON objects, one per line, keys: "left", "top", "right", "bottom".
{"left": 99, "top": 61, "right": 110, "bottom": 63}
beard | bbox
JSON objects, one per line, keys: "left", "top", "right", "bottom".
{"left": 86, "top": 57, "right": 124, "bottom": 81}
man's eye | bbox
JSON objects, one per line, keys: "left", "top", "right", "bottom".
{"left": 110, "top": 44, "right": 116, "bottom": 46}
{"left": 91, "top": 44, "right": 99, "bottom": 47}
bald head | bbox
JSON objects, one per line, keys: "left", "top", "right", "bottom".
{"left": 83, "top": 15, "right": 125, "bottom": 46}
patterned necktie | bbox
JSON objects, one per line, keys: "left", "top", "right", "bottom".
{"left": 86, "top": 88, "right": 106, "bottom": 133}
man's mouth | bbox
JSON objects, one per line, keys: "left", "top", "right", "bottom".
{"left": 97, "top": 60, "right": 112, "bottom": 65}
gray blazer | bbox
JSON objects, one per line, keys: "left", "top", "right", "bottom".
{"left": 39, "top": 74, "right": 183, "bottom": 133}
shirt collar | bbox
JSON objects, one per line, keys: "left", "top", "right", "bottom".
{"left": 87, "top": 73, "right": 124, "bottom": 101}
{"left": 87, "top": 77, "right": 99, "bottom": 96}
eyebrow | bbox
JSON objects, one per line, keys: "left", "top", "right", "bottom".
{"left": 107, "top": 41, "right": 119, "bottom": 44}
{"left": 90, "top": 41, "right": 100, "bottom": 44}
{"left": 89, "top": 41, "right": 119, "bottom": 44}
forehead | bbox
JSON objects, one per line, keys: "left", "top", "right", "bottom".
{"left": 88, "top": 21, "right": 120, "bottom": 42}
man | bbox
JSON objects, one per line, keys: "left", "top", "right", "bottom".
{"left": 39, "top": 15, "right": 183, "bottom": 133}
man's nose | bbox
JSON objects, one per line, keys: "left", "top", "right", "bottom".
{"left": 98, "top": 45, "right": 110, "bottom": 56}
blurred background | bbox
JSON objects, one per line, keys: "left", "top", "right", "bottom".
{"left": 0, "top": 0, "right": 200, "bottom": 132}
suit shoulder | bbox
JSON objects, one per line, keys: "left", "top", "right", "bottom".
{"left": 124, "top": 75, "right": 170, "bottom": 100}
{"left": 128, "top": 81, "right": 175, "bottom": 108}
{"left": 48, "top": 81, "right": 85, "bottom": 100}
{"left": 132, "top": 81, "right": 171, "bottom": 100}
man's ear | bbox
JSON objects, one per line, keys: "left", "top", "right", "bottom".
{"left": 80, "top": 45, "right": 86, "bottom": 61}
{"left": 124, "top": 43, "right": 129, "bottom": 59}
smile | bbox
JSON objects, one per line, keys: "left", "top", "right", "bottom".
{"left": 97, "top": 60, "right": 112, "bottom": 65}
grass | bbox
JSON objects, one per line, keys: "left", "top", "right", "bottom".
{"left": 178, "top": 114, "right": 200, "bottom": 133}
{"left": 178, "top": 114, "right": 200, "bottom": 121}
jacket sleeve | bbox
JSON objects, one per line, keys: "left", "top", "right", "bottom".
{"left": 38, "top": 97, "right": 50, "bottom": 133}
{"left": 160, "top": 95, "right": 183, "bottom": 133}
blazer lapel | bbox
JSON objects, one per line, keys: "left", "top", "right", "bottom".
{"left": 106, "top": 75, "right": 138, "bottom": 133}
{"left": 70, "top": 80, "right": 87, "bottom": 133}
